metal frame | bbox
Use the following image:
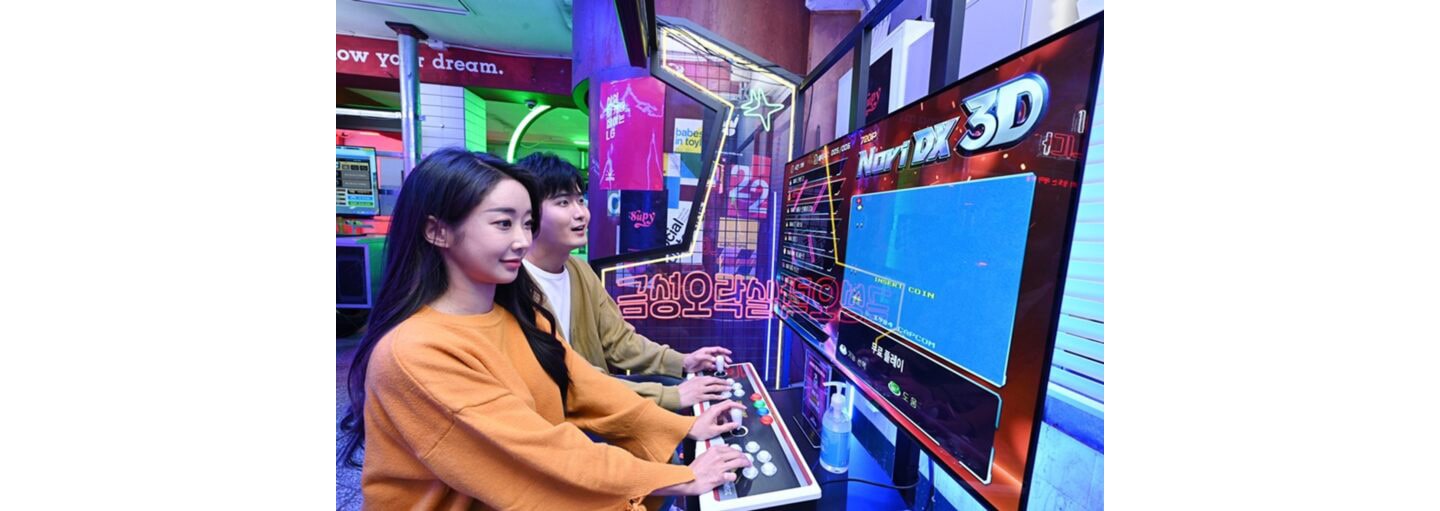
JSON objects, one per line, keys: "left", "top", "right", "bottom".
{"left": 658, "top": 16, "right": 804, "bottom": 85}
{"left": 583, "top": 51, "right": 732, "bottom": 270}
{"left": 658, "top": 16, "right": 803, "bottom": 161}
{"left": 614, "top": 0, "right": 657, "bottom": 68}
{"left": 848, "top": 24, "right": 873, "bottom": 131}
{"left": 385, "top": 22, "right": 428, "bottom": 175}
{"left": 791, "top": 0, "right": 970, "bottom": 155}
{"left": 929, "top": 0, "right": 968, "bottom": 92}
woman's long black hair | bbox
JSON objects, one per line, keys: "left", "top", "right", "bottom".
{"left": 338, "top": 148, "right": 568, "bottom": 468}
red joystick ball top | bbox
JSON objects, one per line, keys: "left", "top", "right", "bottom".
{"left": 751, "top": 393, "right": 762, "bottom": 401}
{"left": 760, "top": 416, "right": 774, "bottom": 426}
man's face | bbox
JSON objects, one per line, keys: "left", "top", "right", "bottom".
{"left": 535, "top": 189, "right": 589, "bottom": 252}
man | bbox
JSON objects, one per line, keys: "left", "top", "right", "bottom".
{"left": 515, "top": 152, "right": 733, "bottom": 411}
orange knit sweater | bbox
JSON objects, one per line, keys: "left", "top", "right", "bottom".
{"left": 360, "top": 305, "right": 697, "bottom": 510}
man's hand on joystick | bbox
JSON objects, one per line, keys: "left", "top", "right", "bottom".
{"left": 682, "top": 346, "right": 734, "bottom": 374}
{"left": 678, "top": 376, "right": 732, "bottom": 408}
{"left": 711, "top": 354, "right": 730, "bottom": 377}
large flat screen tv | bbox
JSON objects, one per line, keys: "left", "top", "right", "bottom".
{"left": 776, "top": 13, "right": 1103, "bottom": 511}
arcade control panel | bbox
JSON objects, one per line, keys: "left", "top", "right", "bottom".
{"left": 689, "top": 357, "right": 821, "bottom": 511}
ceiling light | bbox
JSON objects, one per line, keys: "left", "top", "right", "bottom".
{"left": 507, "top": 105, "right": 553, "bottom": 162}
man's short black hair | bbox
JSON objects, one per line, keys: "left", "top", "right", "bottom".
{"left": 514, "top": 152, "right": 586, "bottom": 200}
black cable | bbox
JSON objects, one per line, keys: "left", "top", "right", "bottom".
{"left": 819, "top": 477, "right": 922, "bottom": 491}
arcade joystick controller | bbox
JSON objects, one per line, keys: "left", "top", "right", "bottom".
{"left": 685, "top": 361, "right": 821, "bottom": 511}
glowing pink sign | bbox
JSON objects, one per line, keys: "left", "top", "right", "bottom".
{"left": 597, "top": 76, "right": 665, "bottom": 191}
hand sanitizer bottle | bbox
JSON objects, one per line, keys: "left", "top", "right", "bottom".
{"left": 819, "top": 382, "right": 851, "bottom": 474}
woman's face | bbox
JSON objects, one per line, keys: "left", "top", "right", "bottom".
{"left": 440, "top": 178, "right": 534, "bottom": 285}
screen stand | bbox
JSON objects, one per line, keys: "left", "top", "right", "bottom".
{"left": 892, "top": 432, "right": 921, "bottom": 507}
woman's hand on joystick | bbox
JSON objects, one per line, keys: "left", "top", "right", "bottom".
{"left": 688, "top": 400, "right": 745, "bottom": 440}
{"left": 654, "top": 444, "right": 751, "bottom": 496}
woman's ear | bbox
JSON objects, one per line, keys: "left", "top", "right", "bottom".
{"left": 424, "top": 215, "right": 451, "bottom": 248}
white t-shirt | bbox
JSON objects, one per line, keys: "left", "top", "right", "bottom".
{"left": 523, "top": 259, "right": 573, "bottom": 343}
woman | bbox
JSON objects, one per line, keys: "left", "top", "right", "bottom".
{"left": 338, "top": 148, "right": 749, "bottom": 510}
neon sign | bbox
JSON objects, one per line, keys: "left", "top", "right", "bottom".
{"left": 628, "top": 210, "right": 656, "bottom": 228}
{"left": 615, "top": 271, "right": 775, "bottom": 320}
{"left": 739, "top": 88, "right": 784, "bottom": 132}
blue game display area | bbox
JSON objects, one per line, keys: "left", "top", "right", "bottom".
{"left": 840, "top": 174, "right": 1035, "bottom": 386}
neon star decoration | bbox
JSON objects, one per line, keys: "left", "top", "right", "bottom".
{"left": 740, "top": 88, "right": 783, "bottom": 132}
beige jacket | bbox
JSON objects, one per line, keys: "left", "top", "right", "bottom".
{"left": 544, "top": 256, "right": 687, "bottom": 410}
